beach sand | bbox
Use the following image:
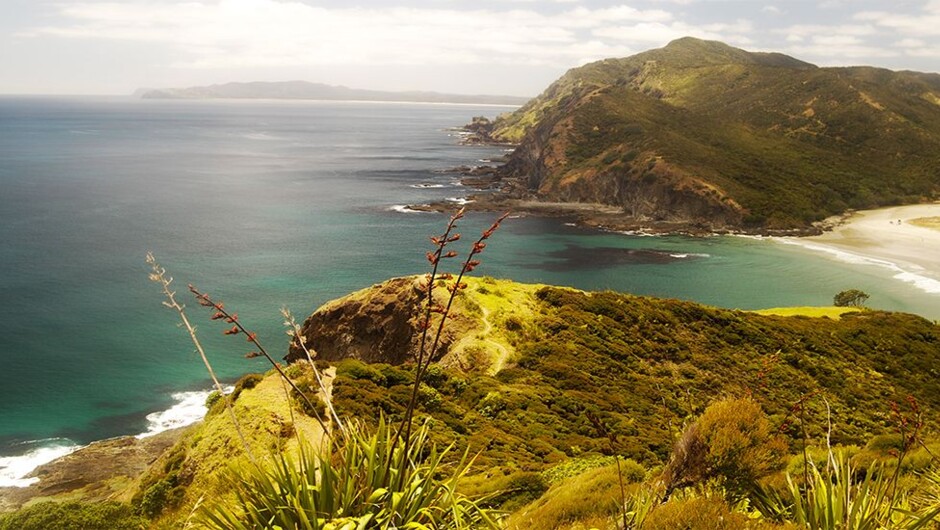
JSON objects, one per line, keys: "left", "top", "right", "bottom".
{"left": 783, "top": 203, "right": 940, "bottom": 293}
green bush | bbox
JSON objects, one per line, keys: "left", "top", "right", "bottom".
{"left": 205, "top": 389, "right": 224, "bottom": 414}
{"left": 0, "top": 501, "right": 145, "bottom": 530}
{"left": 338, "top": 360, "right": 387, "bottom": 386}
{"left": 487, "top": 472, "right": 549, "bottom": 510}
{"left": 663, "top": 397, "right": 787, "bottom": 498}
{"left": 418, "top": 383, "right": 443, "bottom": 411}
{"left": 644, "top": 496, "right": 781, "bottom": 530}
{"left": 231, "top": 372, "right": 264, "bottom": 401}
{"left": 478, "top": 391, "right": 507, "bottom": 419}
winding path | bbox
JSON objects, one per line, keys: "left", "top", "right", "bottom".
{"left": 480, "top": 306, "right": 511, "bottom": 375}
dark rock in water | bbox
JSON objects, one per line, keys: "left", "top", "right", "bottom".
{"left": 531, "top": 244, "right": 697, "bottom": 272}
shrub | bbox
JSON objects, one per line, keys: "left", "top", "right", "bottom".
{"left": 338, "top": 360, "right": 387, "bottom": 386}
{"left": 478, "top": 391, "right": 508, "bottom": 419}
{"left": 231, "top": 372, "right": 264, "bottom": 401}
{"left": 663, "top": 397, "right": 787, "bottom": 498}
{"left": 488, "top": 472, "right": 549, "bottom": 510}
{"left": 0, "top": 501, "right": 145, "bottom": 530}
{"left": 418, "top": 383, "right": 443, "bottom": 411}
{"left": 504, "top": 464, "right": 627, "bottom": 530}
{"left": 205, "top": 389, "right": 224, "bottom": 413}
{"left": 644, "top": 496, "right": 781, "bottom": 530}
{"left": 753, "top": 451, "right": 940, "bottom": 529}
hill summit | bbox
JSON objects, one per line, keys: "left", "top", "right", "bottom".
{"left": 482, "top": 37, "right": 940, "bottom": 231}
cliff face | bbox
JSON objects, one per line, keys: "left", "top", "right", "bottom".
{"left": 286, "top": 277, "right": 424, "bottom": 365}
{"left": 490, "top": 37, "right": 940, "bottom": 230}
{"left": 285, "top": 277, "right": 479, "bottom": 366}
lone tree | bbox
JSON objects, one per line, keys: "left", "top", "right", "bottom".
{"left": 833, "top": 289, "right": 870, "bottom": 307}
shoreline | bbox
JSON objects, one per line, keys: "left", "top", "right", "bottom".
{"left": 779, "top": 203, "right": 940, "bottom": 295}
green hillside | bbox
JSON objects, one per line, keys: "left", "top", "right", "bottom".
{"left": 4, "top": 277, "right": 939, "bottom": 529}
{"left": 488, "top": 37, "right": 940, "bottom": 230}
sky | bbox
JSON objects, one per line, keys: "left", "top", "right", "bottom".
{"left": 1, "top": 0, "right": 939, "bottom": 96}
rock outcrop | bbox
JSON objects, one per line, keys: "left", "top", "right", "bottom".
{"left": 285, "top": 277, "right": 475, "bottom": 366}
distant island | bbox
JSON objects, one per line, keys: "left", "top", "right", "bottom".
{"left": 136, "top": 80, "right": 530, "bottom": 105}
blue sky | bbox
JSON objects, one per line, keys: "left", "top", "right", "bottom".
{"left": 2, "top": 0, "right": 938, "bottom": 95}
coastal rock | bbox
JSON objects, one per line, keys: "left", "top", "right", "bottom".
{"left": 0, "top": 429, "right": 183, "bottom": 512}
{"left": 285, "top": 277, "right": 475, "bottom": 365}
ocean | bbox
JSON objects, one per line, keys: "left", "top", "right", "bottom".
{"left": 0, "top": 96, "right": 937, "bottom": 487}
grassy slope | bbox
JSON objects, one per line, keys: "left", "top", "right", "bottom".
{"left": 137, "top": 370, "right": 328, "bottom": 528}
{"left": 751, "top": 306, "right": 863, "bottom": 319}
{"left": 494, "top": 37, "right": 940, "bottom": 229}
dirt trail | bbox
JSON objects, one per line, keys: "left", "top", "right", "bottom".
{"left": 480, "top": 306, "right": 511, "bottom": 375}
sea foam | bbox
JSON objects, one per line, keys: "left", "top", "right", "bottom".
{"left": 389, "top": 205, "right": 428, "bottom": 214}
{"left": 137, "top": 389, "right": 215, "bottom": 439}
{"left": 776, "top": 239, "right": 940, "bottom": 295}
{"left": 0, "top": 389, "right": 220, "bottom": 488}
{"left": 0, "top": 440, "right": 81, "bottom": 488}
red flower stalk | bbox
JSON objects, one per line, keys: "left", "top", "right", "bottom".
{"left": 187, "top": 284, "right": 328, "bottom": 431}
{"left": 396, "top": 210, "right": 510, "bottom": 457}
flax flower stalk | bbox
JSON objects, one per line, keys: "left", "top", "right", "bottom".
{"left": 188, "top": 285, "right": 330, "bottom": 434}
{"left": 393, "top": 210, "right": 510, "bottom": 489}
{"left": 146, "top": 252, "right": 255, "bottom": 462}
{"left": 282, "top": 307, "right": 344, "bottom": 436}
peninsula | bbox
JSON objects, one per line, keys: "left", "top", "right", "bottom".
{"left": 448, "top": 38, "right": 940, "bottom": 235}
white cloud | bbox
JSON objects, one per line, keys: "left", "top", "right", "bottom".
{"left": 895, "top": 38, "right": 926, "bottom": 48}
{"left": 855, "top": 7, "right": 940, "bottom": 36}
{"left": 783, "top": 43, "right": 898, "bottom": 62}
{"left": 593, "top": 19, "right": 753, "bottom": 46}
{"left": 20, "top": 0, "right": 685, "bottom": 70}
{"left": 777, "top": 23, "right": 878, "bottom": 38}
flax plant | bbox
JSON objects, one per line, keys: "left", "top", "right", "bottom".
{"left": 754, "top": 452, "right": 940, "bottom": 530}
{"left": 191, "top": 210, "right": 508, "bottom": 529}
{"left": 200, "top": 419, "right": 500, "bottom": 530}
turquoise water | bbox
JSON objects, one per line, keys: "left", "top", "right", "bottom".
{"left": 0, "top": 96, "right": 937, "bottom": 482}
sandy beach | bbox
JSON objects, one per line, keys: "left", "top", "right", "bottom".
{"left": 780, "top": 203, "right": 940, "bottom": 295}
